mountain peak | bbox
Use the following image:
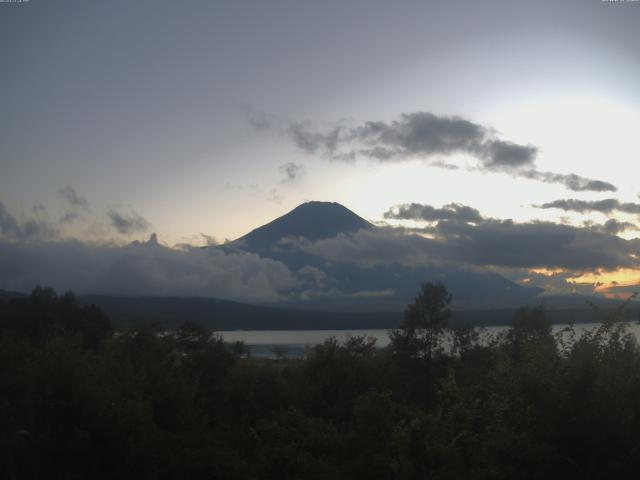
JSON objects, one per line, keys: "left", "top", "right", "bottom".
{"left": 232, "top": 201, "right": 372, "bottom": 250}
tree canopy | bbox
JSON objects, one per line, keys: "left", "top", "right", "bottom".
{"left": 2, "top": 286, "right": 640, "bottom": 479}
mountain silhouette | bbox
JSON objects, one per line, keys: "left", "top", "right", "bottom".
{"left": 223, "top": 201, "right": 544, "bottom": 311}
{"left": 231, "top": 201, "right": 373, "bottom": 250}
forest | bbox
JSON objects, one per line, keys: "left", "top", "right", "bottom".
{"left": 2, "top": 284, "right": 640, "bottom": 479}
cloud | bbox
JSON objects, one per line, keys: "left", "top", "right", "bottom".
{"left": 32, "top": 203, "right": 46, "bottom": 215}
{"left": 0, "top": 237, "right": 301, "bottom": 303}
{"left": 287, "top": 112, "right": 537, "bottom": 170}
{"left": 290, "top": 228, "right": 445, "bottom": 269}
{"left": 60, "top": 211, "right": 80, "bottom": 225}
{"left": 384, "top": 202, "right": 484, "bottom": 224}
{"left": 200, "top": 233, "right": 218, "bottom": 246}
{"left": 279, "top": 162, "right": 305, "bottom": 183}
{"left": 107, "top": 209, "right": 151, "bottom": 235}
{"left": 481, "top": 140, "right": 538, "bottom": 170}
{"left": 597, "top": 283, "right": 640, "bottom": 298}
{"left": 522, "top": 172, "right": 616, "bottom": 192}
{"left": 267, "top": 189, "right": 282, "bottom": 204}
{"left": 224, "top": 182, "right": 262, "bottom": 197}
{"left": 57, "top": 186, "right": 90, "bottom": 225}
{"left": 285, "top": 210, "right": 640, "bottom": 272}
{"left": 0, "top": 202, "right": 21, "bottom": 238}
{"left": 298, "top": 265, "right": 329, "bottom": 287}
{"left": 494, "top": 266, "right": 597, "bottom": 297}
{"left": 536, "top": 198, "right": 640, "bottom": 215}
{"left": 0, "top": 234, "right": 403, "bottom": 304}
{"left": 585, "top": 219, "right": 639, "bottom": 235}
{"left": 242, "top": 104, "right": 274, "bottom": 131}
{"left": 0, "top": 201, "right": 57, "bottom": 241}
{"left": 251, "top": 110, "right": 615, "bottom": 192}
{"left": 433, "top": 219, "right": 639, "bottom": 271}
{"left": 58, "top": 185, "right": 89, "bottom": 209}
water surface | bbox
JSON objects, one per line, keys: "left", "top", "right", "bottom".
{"left": 219, "top": 322, "right": 640, "bottom": 358}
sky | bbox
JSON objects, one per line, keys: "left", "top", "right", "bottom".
{"left": 1, "top": 0, "right": 640, "bottom": 301}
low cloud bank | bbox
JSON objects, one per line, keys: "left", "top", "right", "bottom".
{"left": 287, "top": 219, "right": 639, "bottom": 272}
{"left": 0, "top": 235, "right": 400, "bottom": 304}
{"left": 0, "top": 238, "right": 300, "bottom": 303}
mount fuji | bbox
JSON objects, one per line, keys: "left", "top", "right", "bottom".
{"left": 223, "top": 201, "right": 543, "bottom": 311}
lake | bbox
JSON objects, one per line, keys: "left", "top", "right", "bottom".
{"left": 219, "top": 322, "right": 640, "bottom": 358}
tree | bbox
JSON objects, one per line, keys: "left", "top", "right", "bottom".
{"left": 0, "top": 286, "right": 111, "bottom": 348}
{"left": 389, "top": 282, "right": 452, "bottom": 361}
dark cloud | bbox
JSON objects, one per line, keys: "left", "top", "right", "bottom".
{"left": 279, "top": 162, "right": 305, "bottom": 183}
{"left": 294, "top": 228, "right": 443, "bottom": 269}
{"left": 587, "top": 219, "right": 639, "bottom": 235}
{"left": 0, "top": 202, "right": 21, "bottom": 238}
{"left": 287, "top": 212, "right": 640, "bottom": 272}
{"left": 288, "top": 121, "right": 343, "bottom": 156}
{"left": 59, "top": 185, "right": 89, "bottom": 209}
{"left": 287, "top": 112, "right": 537, "bottom": 170}
{"left": 481, "top": 140, "right": 538, "bottom": 170}
{"left": 107, "top": 209, "right": 151, "bottom": 235}
{"left": 384, "top": 203, "right": 484, "bottom": 224}
{"left": 251, "top": 110, "right": 615, "bottom": 192}
{"left": 536, "top": 198, "right": 640, "bottom": 215}
{"left": 0, "top": 201, "right": 57, "bottom": 241}
{"left": 434, "top": 219, "right": 638, "bottom": 271}
{"left": 358, "top": 113, "right": 491, "bottom": 160}
{"left": 522, "top": 172, "right": 616, "bottom": 192}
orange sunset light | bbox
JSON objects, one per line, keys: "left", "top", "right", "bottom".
{"left": 567, "top": 268, "right": 640, "bottom": 293}
{"left": 529, "top": 268, "right": 566, "bottom": 276}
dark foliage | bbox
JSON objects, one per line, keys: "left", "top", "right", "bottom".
{"left": 0, "top": 286, "right": 111, "bottom": 348}
{"left": 390, "top": 281, "right": 452, "bottom": 362}
{"left": 2, "top": 286, "right": 640, "bottom": 479}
